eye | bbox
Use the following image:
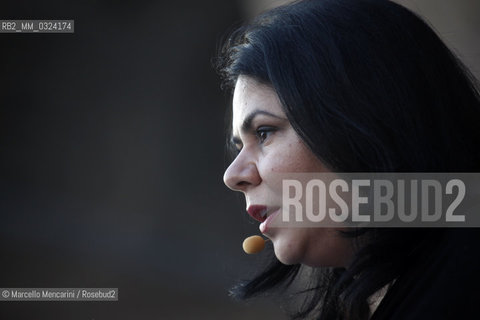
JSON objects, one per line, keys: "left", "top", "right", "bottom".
{"left": 256, "top": 126, "right": 276, "bottom": 144}
{"left": 234, "top": 143, "right": 243, "bottom": 155}
{"left": 229, "top": 137, "right": 243, "bottom": 156}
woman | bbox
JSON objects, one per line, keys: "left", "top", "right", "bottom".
{"left": 217, "top": 0, "right": 480, "bottom": 319}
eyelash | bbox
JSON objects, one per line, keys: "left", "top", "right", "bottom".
{"left": 232, "top": 126, "right": 277, "bottom": 156}
{"left": 255, "top": 126, "right": 276, "bottom": 144}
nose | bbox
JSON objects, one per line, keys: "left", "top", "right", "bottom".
{"left": 223, "top": 151, "right": 261, "bottom": 192}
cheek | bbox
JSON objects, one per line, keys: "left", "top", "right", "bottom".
{"left": 268, "top": 145, "right": 321, "bottom": 173}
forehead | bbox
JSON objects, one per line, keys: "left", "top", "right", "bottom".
{"left": 231, "top": 76, "right": 284, "bottom": 133}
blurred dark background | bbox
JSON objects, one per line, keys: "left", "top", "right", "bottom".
{"left": 0, "top": 1, "right": 286, "bottom": 319}
{"left": 0, "top": 0, "right": 478, "bottom": 319}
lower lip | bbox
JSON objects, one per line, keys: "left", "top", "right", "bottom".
{"left": 259, "top": 209, "right": 280, "bottom": 234}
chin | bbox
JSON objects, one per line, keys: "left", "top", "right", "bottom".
{"left": 271, "top": 236, "right": 305, "bottom": 265}
{"left": 270, "top": 229, "right": 350, "bottom": 267}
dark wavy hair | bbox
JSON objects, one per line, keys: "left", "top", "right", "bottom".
{"left": 215, "top": 0, "right": 480, "bottom": 319}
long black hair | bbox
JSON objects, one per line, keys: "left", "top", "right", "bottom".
{"left": 216, "top": 0, "right": 480, "bottom": 319}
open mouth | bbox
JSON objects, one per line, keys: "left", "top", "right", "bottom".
{"left": 247, "top": 205, "right": 270, "bottom": 222}
{"left": 247, "top": 205, "right": 280, "bottom": 222}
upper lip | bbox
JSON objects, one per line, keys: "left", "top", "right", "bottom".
{"left": 247, "top": 205, "right": 271, "bottom": 222}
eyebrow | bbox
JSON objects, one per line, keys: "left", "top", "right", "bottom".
{"left": 230, "top": 110, "right": 286, "bottom": 145}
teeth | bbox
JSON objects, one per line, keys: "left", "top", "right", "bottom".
{"left": 261, "top": 209, "right": 268, "bottom": 219}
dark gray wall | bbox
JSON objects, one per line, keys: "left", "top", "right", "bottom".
{"left": 0, "top": 1, "right": 285, "bottom": 319}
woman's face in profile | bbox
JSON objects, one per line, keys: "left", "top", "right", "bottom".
{"left": 224, "top": 76, "right": 353, "bottom": 267}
